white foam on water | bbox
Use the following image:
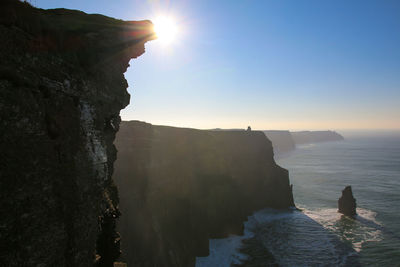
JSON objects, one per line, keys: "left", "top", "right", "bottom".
{"left": 301, "top": 206, "right": 383, "bottom": 253}
{"left": 195, "top": 209, "right": 301, "bottom": 267}
{"left": 195, "top": 218, "right": 255, "bottom": 267}
{"left": 251, "top": 208, "right": 345, "bottom": 266}
{"left": 195, "top": 206, "right": 383, "bottom": 267}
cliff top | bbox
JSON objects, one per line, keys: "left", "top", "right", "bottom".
{"left": 1, "top": 0, "right": 154, "bottom": 38}
{"left": 1, "top": 0, "right": 155, "bottom": 73}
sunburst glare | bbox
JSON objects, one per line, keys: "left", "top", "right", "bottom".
{"left": 153, "top": 16, "right": 179, "bottom": 44}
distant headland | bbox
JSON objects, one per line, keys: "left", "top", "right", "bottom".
{"left": 213, "top": 128, "right": 344, "bottom": 156}
{"left": 264, "top": 130, "right": 344, "bottom": 156}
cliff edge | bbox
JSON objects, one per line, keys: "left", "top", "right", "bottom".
{"left": 263, "top": 130, "right": 296, "bottom": 155}
{"left": 113, "top": 121, "right": 295, "bottom": 267}
{"left": 0, "top": 1, "right": 154, "bottom": 266}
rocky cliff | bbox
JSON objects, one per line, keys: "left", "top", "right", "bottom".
{"left": 291, "top": 130, "right": 344, "bottom": 145}
{"left": 113, "top": 121, "right": 295, "bottom": 267}
{"left": 0, "top": 1, "right": 154, "bottom": 266}
{"left": 263, "top": 130, "right": 296, "bottom": 155}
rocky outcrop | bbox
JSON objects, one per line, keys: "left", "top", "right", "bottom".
{"left": 338, "top": 186, "right": 357, "bottom": 216}
{"left": 291, "top": 130, "right": 344, "bottom": 145}
{"left": 113, "top": 120, "right": 295, "bottom": 267}
{"left": 263, "top": 130, "right": 296, "bottom": 155}
{"left": 0, "top": 1, "right": 154, "bottom": 266}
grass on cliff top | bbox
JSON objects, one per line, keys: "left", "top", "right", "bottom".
{"left": 3, "top": 0, "right": 138, "bottom": 36}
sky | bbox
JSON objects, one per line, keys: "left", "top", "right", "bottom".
{"left": 35, "top": 0, "right": 400, "bottom": 130}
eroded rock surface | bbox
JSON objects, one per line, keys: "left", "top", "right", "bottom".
{"left": 0, "top": 1, "right": 154, "bottom": 266}
{"left": 338, "top": 186, "right": 357, "bottom": 216}
{"left": 113, "top": 121, "right": 295, "bottom": 267}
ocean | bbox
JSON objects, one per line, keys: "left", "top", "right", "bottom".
{"left": 196, "top": 133, "right": 400, "bottom": 266}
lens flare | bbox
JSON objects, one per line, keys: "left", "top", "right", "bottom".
{"left": 153, "top": 16, "right": 179, "bottom": 44}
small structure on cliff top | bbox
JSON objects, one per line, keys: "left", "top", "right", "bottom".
{"left": 338, "top": 186, "right": 357, "bottom": 216}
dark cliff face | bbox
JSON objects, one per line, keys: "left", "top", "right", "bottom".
{"left": 263, "top": 130, "right": 296, "bottom": 155}
{"left": 291, "top": 130, "right": 344, "bottom": 145}
{"left": 113, "top": 121, "right": 295, "bottom": 267}
{"left": 0, "top": 1, "right": 154, "bottom": 266}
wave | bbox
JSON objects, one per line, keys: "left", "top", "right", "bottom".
{"left": 301, "top": 206, "right": 383, "bottom": 253}
{"left": 196, "top": 206, "right": 383, "bottom": 267}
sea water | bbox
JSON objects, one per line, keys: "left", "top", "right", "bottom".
{"left": 196, "top": 132, "right": 400, "bottom": 266}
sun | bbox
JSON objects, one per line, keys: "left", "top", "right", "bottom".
{"left": 153, "top": 16, "right": 179, "bottom": 44}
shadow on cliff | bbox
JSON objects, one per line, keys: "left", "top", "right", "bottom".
{"left": 113, "top": 121, "right": 295, "bottom": 267}
{"left": 0, "top": 1, "right": 155, "bottom": 266}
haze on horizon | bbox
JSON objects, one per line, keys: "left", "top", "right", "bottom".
{"left": 35, "top": 0, "right": 400, "bottom": 131}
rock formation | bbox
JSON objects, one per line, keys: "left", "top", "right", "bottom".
{"left": 0, "top": 1, "right": 154, "bottom": 266}
{"left": 291, "top": 130, "right": 344, "bottom": 145}
{"left": 338, "top": 186, "right": 357, "bottom": 216}
{"left": 113, "top": 120, "right": 295, "bottom": 267}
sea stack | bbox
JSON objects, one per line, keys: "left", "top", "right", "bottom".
{"left": 338, "top": 186, "right": 357, "bottom": 216}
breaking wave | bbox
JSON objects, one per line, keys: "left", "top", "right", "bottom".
{"left": 196, "top": 206, "right": 382, "bottom": 267}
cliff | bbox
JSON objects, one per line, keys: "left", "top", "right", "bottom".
{"left": 113, "top": 121, "right": 295, "bottom": 267}
{"left": 263, "top": 130, "right": 296, "bottom": 155}
{"left": 0, "top": 1, "right": 154, "bottom": 266}
{"left": 291, "top": 130, "right": 344, "bottom": 145}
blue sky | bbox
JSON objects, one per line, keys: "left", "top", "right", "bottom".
{"left": 35, "top": 0, "right": 400, "bottom": 130}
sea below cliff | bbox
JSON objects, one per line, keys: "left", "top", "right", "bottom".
{"left": 196, "top": 132, "right": 400, "bottom": 266}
